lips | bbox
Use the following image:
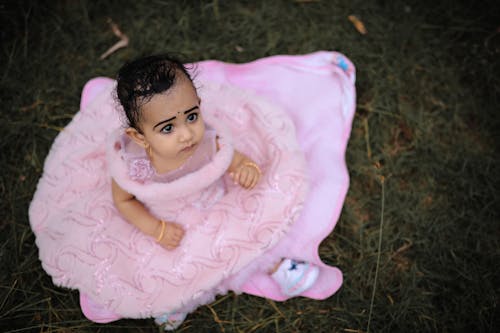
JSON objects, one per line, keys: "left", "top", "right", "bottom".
{"left": 180, "top": 143, "right": 196, "bottom": 153}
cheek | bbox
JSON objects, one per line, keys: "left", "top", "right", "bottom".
{"left": 198, "top": 122, "right": 206, "bottom": 137}
{"left": 154, "top": 136, "right": 174, "bottom": 149}
{"left": 160, "top": 142, "right": 178, "bottom": 156}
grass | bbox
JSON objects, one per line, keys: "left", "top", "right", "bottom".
{"left": 1, "top": 0, "right": 499, "bottom": 332}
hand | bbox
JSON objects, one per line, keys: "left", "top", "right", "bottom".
{"left": 230, "top": 160, "right": 261, "bottom": 189}
{"left": 156, "top": 221, "right": 185, "bottom": 250}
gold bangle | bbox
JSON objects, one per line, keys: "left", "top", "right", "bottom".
{"left": 243, "top": 161, "right": 262, "bottom": 175}
{"left": 155, "top": 220, "right": 166, "bottom": 242}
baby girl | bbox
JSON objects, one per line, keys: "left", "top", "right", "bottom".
{"left": 112, "top": 54, "right": 319, "bottom": 329}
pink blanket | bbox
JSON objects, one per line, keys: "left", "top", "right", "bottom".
{"left": 29, "top": 51, "right": 356, "bottom": 322}
{"left": 195, "top": 51, "right": 356, "bottom": 301}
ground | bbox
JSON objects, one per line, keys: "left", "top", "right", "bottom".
{"left": 0, "top": 1, "right": 499, "bottom": 332}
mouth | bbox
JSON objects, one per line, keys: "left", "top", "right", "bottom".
{"left": 180, "top": 143, "right": 196, "bottom": 153}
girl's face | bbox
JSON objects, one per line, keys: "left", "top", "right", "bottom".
{"left": 126, "top": 75, "right": 205, "bottom": 173}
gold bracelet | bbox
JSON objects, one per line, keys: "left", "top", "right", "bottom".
{"left": 155, "top": 220, "right": 166, "bottom": 242}
{"left": 242, "top": 161, "right": 262, "bottom": 175}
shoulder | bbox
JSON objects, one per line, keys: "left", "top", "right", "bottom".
{"left": 107, "top": 129, "right": 154, "bottom": 185}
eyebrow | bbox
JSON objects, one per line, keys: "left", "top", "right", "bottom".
{"left": 153, "top": 105, "right": 199, "bottom": 129}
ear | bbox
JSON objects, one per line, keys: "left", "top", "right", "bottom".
{"left": 125, "top": 127, "right": 147, "bottom": 148}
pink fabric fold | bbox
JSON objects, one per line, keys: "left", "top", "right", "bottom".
{"left": 193, "top": 51, "right": 355, "bottom": 300}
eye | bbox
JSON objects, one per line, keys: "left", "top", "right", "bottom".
{"left": 186, "top": 112, "right": 198, "bottom": 123}
{"left": 160, "top": 124, "right": 174, "bottom": 134}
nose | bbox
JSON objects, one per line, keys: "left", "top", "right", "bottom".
{"left": 178, "top": 124, "right": 193, "bottom": 142}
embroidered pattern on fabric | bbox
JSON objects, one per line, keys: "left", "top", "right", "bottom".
{"left": 128, "top": 158, "right": 154, "bottom": 182}
{"left": 29, "top": 80, "right": 313, "bottom": 318}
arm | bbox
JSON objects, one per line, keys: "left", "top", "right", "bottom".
{"left": 111, "top": 178, "right": 184, "bottom": 250}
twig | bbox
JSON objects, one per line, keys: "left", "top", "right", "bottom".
{"left": 0, "top": 280, "right": 17, "bottom": 314}
{"left": 363, "top": 118, "right": 372, "bottom": 160}
{"left": 366, "top": 178, "right": 386, "bottom": 333}
{"left": 19, "top": 100, "right": 43, "bottom": 112}
{"left": 389, "top": 241, "right": 413, "bottom": 260}
{"left": 100, "top": 18, "right": 129, "bottom": 60}
{"left": 38, "top": 123, "right": 64, "bottom": 132}
{"left": 206, "top": 304, "right": 227, "bottom": 332}
{"left": 266, "top": 299, "right": 285, "bottom": 318}
{"left": 212, "top": 0, "right": 220, "bottom": 20}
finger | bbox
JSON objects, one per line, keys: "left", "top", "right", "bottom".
{"left": 170, "top": 223, "right": 183, "bottom": 233}
{"left": 173, "top": 232, "right": 183, "bottom": 242}
{"left": 244, "top": 173, "right": 253, "bottom": 188}
{"left": 247, "top": 171, "right": 257, "bottom": 188}
{"left": 170, "top": 226, "right": 181, "bottom": 234}
{"left": 239, "top": 169, "right": 250, "bottom": 188}
{"left": 233, "top": 171, "right": 240, "bottom": 184}
{"left": 168, "top": 238, "right": 179, "bottom": 248}
{"left": 168, "top": 233, "right": 179, "bottom": 243}
{"left": 248, "top": 171, "right": 257, "bottom": 188}
{"left": 174, "top": 231, "right": 183, "bottom": 240}
{"left": 167, "top": 235, "right": 177, "bottom": 245}
{"left": 249, "top": 175, "right": 258, "bottom": 189}
{"left": 165, "top": 224, "right": 176, "bottom": 234}
{"left": 241, "top": 170, "right": 250, "bottom": 187}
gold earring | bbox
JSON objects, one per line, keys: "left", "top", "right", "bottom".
{"left": 145, "top": 144, "right": 152, "bottom": 160}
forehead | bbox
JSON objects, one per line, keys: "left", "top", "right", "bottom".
{"left": 140, "top": 77, "right": 198, "bottom": 122}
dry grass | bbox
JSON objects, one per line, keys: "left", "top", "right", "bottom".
{"left": 1, "top": 0, "right": 499, "bottom": 332}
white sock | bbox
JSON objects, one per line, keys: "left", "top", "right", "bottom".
{"left": 271, "top": 259, "right": 319, "bottom": 297}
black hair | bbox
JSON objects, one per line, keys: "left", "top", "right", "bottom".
{"left": 116, "top": 54, "right": 193, "bottom": 132}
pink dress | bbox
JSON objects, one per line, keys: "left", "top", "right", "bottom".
{"left": 118, "top": 128, "right": 226, "bottom": 209}
{"left": 29, "top": 51, "right": 356, "bottom": 322}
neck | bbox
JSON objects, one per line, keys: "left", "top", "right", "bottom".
{"left": 149, "top": 153, "right": 188, "bottom": 175}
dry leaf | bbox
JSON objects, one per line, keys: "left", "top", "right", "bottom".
{"left": 100, "top": 18, "right": 129, "bottom": 60}
{"left": 19, "top": 100, "right": 42, "bottom": 112}
{"left": 348, "top": 15, "right": 367, "bottom": 35}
